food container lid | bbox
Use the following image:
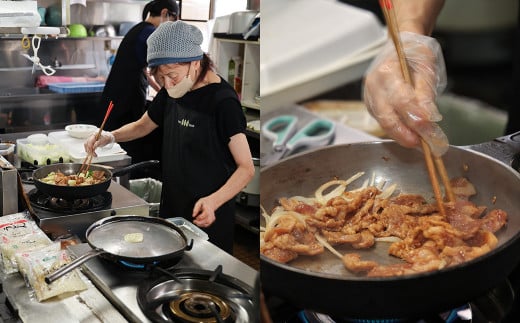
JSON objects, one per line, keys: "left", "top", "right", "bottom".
{"left": 0, "top": 143, "right": 15, "bottom": 155}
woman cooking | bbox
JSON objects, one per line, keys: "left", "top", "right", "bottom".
{"left": 85, "top": 21, "right": 255, "bottom": 254}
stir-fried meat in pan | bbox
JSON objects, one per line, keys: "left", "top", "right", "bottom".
{"left": 261, "top": 175, "right": 507, "bottom": 277}
{"left": 261, "top": 212, "right": 323, "bottom": 263}
{"left": 41, "top": 170, "right": 107, "bottom": 186}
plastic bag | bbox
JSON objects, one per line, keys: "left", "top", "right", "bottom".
{"left": 0, "top": 213, "right": 48, "bottom": 274}
{"left": 16, "top": 242, "right": 61, "bottom": 287}
{"left": 130, "top": 177, "right": 162, "bottom": 216}
{"left": 0, "top": 212, "right": 40, "bottom": 240}
{"left": 16, "top": 247, "right": 88, "bottom": 302}
{"left": 1, "top": 229, "right": 52, "bottom": 274}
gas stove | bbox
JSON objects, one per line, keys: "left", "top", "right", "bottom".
{"left": 25, "top": 181, "right": 150, "bottom": 240}
{"left": 67, "top": 226, "right": 258, "bottom": 323}
{"left": 263, "top": 277, "right": 518, "bottom": 323}
{"left": 137, "top": 266, "right": 254, "bottom": 322}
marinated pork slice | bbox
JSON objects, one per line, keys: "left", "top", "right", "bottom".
{"left": 262, "top": 213, "right": 324, "bottom": 263}
{"left": 342, "top": 253, "right": 378, "bottom": 273}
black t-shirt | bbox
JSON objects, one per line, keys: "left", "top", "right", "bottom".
{"left": 147, "top": 79, "right": 245, "bottom": 252}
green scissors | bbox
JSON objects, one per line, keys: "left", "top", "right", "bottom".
{"left": 261, "top": 114, "right": 335, "bottom": 166}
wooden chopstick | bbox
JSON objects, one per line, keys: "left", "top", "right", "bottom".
{"left": 379, "top": 0, "right": 454, "bottom": 216}
{"left": 79, "top": 101, "right": 114, "bottom": 175}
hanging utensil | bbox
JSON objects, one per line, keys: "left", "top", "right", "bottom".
{"left": 21, "top": 35, "right": 31, "bottom": 50}
{"left": 79, "top": 101, "right": 114, "bottom": 175}
{"left": 20, "top": 35, "right": 56, "bottom": 76}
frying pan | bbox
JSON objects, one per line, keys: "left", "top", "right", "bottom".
{"left": 32, "top": 160, "right": 160, "bottom": 200}
{"left": 45, "top": 215, "right": 193, "bottom": 284}
{"left": 260, "top": 133, "right": 520, "bottom": 319}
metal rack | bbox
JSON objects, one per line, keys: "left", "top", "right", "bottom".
{"left": 0, "top": 26, "right": 68, "bottom": 36}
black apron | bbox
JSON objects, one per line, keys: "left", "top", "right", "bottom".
{"left": 158, "top": 86, "right": 239, "bottom": 254}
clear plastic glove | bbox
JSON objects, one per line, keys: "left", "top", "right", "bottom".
{"left": 84, "top": 130, "right": 115, "bottom": 157}
{"left": 363, "top": 31, "right": 449, "bottom": 156}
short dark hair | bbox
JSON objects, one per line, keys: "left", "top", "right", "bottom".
{"left": 142, "top": 0, "right": 179, "bottom": 21}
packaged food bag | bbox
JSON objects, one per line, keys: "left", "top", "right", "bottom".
{"left": 17, "top": 247, "right": 88, "bottom": 302}
{"left": 1, "top": 229, "right": 52, "bottom": 274}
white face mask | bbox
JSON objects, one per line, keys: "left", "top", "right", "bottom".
{"left": 166, "top": 66, "right": 195, "bottom": 98}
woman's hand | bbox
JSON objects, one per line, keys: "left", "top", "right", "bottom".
{"left": 363, "top": 31, "right": 449, "bottom": 156}
{"left": 192, "top": 196, "right": 217, "bottom": 228}
{"left": 84, "top": 131, "right": 115, "bottom": 157}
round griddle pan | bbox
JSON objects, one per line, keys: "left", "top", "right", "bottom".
{"left": 45, "top": 215, "right": 193, "bottom": 284}
{"left": 261, "top": 135, "right": 520, "bottom": 319}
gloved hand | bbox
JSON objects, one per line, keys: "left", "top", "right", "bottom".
{"left": 84, "top": 130, "right": 115, "bottom": 157}
{"left": 363, "top": 31, "right": 449, "bottom": 156}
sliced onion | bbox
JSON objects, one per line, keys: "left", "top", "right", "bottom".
{"left": 291, "top": 196, "right": 317, "bottom": 205}
{"left": 315, "top": 172, "right": 365, "bottom": 204}
{"left": 378, "top": 183, "right": 397, "bottom": 199}
{"left": 315, "top": 233, "right": 343, "bottom": 259}
{"left": 370, "top": 172, "right": 376, "bottom": 187}
{"left": 260, "top": 204, "right": 270, "bottom": 226}
{"left": 265, "top": 210, "right": 307, "bottom": 232}
{"left": 374, "top": 236, "right": 401, "bottom": 242}
{"left": 315, "top": 180, "right": 347, "bottom": 204}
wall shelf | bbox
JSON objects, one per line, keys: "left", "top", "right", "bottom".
{"left": 0, "top": 27, "right": 68, "bottom": 36}
{"left": 213, "top": 36, "right": 260, "bottom": 111}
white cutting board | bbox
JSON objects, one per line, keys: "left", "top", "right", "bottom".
{"left": 48, "top": 131, "right": 127, "bottom": 163}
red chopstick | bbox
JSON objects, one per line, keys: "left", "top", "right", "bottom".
{"left": 96, "top": 100, "right": 114, "bottom": 141}
{"left": 80, "top": 101, "right": 114, "bottom": 174}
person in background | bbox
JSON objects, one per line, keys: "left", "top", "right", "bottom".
{"left": 96, "top": 0, "right": 179, "bottom": 180}
{"left": 85, "top": 21, "right": 255, "bottom": 254}
{"left": 362, "top": 1, "right": 519, "bottom": 322}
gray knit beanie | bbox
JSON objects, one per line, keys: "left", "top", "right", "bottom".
{"left": 147, "top": 21, "right": 204, "bottom": 67}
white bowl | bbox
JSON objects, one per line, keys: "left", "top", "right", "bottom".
{"left": 65, "top": 124, "right": 98, "bottom": 139}
{"left": 27, "top": 133, "right": 48, "bottom": 145}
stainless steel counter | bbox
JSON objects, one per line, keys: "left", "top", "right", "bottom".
{"left": 68, "top": 237, "right": 258, "bottom": 323}
{"left": 0, "top": 218, "right": 258, "bottom": 322}
{"left": 1, "top": 268, "right": 128, "bottom": 322}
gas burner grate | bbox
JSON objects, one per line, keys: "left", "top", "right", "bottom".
{"left": 165, "top": 291, "right": 234, "bottom": 322}
{"left": 28, "top": 189, "right": 112, "bottom": 214}
{"left": 137, "top": 265, "right": 255, "bottom": 323}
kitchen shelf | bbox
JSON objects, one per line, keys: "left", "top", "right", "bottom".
{"left": 0, "top": 26, "right": 68, "bottom": 36}
{"left": 0, "top": 64, "right": 96, "bottom": 72}
{"left": 212, "top": 36, "right": 260, "bottom": 111}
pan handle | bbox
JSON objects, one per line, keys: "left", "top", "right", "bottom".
{"left": 111, "top": 160, "right": 160, "bottom": 177}
{"left": 45, "top": 248, "right": 106, "bottom": 284}
{"left": 467, "top": 131, "right": 520, "bottom": 167}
